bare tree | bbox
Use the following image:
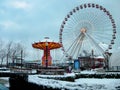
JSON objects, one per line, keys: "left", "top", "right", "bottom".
{"left": 0, "top": 39, "right": 6, "bottom": 66}
{"left": 14, "top": 42, "right": 27, "bottom": 56}
{"left": 6, "top": 41, "right": 13, "bottom": 66}
{"left": 0, "top": 49, "right": 6, "bottom": 66}
{"left": 0, "top": 39, "right": 28, "bottom": 67}
{"left": 11, "top": 42, "right": 27, "bottom": 65}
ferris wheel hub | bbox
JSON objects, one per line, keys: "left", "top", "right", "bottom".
{"left": 80, "top": 28, "right": 87, "bottom": 33}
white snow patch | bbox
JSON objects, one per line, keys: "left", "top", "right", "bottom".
{"left": 80, "top": 70, "right": 96, "bottom": 74}
{"left": 28, "top": 74, "right": 120, "bottom": 90}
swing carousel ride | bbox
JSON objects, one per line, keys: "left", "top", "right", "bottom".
{"left": 32, "top": 37, "right": 62, "bottom": 67}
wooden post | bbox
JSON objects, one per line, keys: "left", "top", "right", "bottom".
{"left": 6, "top": 53, "right": 8, "bottom": 67}
{"left": 12, "top": 51, "right": 16, "bottom": 68}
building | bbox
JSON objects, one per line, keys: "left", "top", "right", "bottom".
{"left": 78, "top": 56, "right": 105, "bottom": 70}
{"left": 109, "top": 50, "right": 120, "bottom": 71}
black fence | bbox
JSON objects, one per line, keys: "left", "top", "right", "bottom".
{"left": 75, "top": 73, "right": 120, "bottom": 79}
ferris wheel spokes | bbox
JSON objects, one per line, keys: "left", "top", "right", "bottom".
{"left": 70, "top": 34, "right": 85, "bottom": 58}
{"left": 65, "top": 33, "right": 85, "bottom": 58}
{"left": 84, "top": 32, "right": 107, "bottom": 57}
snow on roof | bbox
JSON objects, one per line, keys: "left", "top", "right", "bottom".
{"left": 94, "top": 56, "right": 104, "bottom": 59}
{"left": 41, "top": 37, "right": 53, "bottom": 42}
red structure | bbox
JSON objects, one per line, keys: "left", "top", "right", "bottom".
{"left": 32, "top": 37, "right": 62, "bottom": 67}
{"left": 78, "top": 56, "right": 105, "bottom": 69}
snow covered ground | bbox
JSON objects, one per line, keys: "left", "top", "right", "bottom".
{"left": 0, "top": 67, "right": 10, "bottom": 73}
{"left": 28, "top": 73, "right": 120, "bottom": 90}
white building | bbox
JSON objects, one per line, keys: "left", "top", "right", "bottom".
{"left": 109, "top": 50, "right": 120, "bottom": 71}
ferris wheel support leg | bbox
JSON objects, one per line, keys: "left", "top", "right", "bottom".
{"left": 105, "top": 54, "right": 110, "bottom": 71}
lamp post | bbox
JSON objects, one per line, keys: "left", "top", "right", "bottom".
{"left": 45, "top": 41, "right": 48, "bottom": 68}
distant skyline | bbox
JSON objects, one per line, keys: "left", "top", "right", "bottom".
{"left": 0, "top": 0, "right": 120, "bottom": 60}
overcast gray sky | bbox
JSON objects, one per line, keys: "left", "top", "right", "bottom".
{"left": 0, "top": 0, "right": 120, "bottom": 60}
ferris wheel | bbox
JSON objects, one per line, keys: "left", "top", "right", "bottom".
{"left": 59, "top": 3, "right": 116, "bottom": 59}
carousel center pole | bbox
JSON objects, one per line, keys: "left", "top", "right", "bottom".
{"left": 45, "top": 41, "right": 48, "bottom": 68}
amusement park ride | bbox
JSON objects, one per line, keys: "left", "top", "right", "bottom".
{"left": 32, "top": 37, "right": 62, "bottom": 67}
{"left": 32, "top": 3, "right": 116, "bottom": 70}
{"left": 59, "top": 3, "right": 116, "bottom": 69}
